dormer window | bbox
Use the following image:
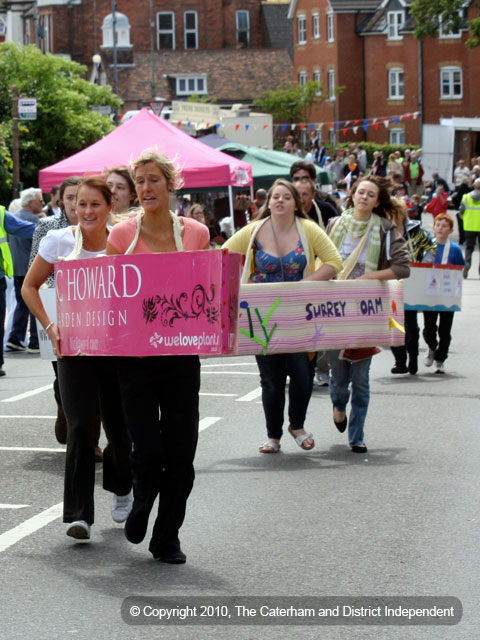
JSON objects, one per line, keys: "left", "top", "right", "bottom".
{"left": 387, "top": 11, "right": 404, "bottom": 40}
{"left": 101, "top": 12, "right": 132, "bottom": 48}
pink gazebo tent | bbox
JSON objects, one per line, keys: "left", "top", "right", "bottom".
{"left": 38, "top": 109, "right": 253, "bottom": 192}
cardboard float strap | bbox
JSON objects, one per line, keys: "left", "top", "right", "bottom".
{"left": 48, "top": 250, "right": 405, "bottom": 357}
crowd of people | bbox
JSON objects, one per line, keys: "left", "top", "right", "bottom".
{"left": 0, "top": 139, "right": 477, "bottom": 563}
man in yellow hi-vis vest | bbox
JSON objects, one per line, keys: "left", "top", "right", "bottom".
{"left": 459, "top": 178, "right": 480, "bottom": 278}
{"left": 0, "top": 204, "right": 36, "bottom": 376}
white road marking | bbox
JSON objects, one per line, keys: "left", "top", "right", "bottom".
{"left": 201, "top": 363, "right": 256, "bottom": 368}
{"left": 199, "top": 393, "right": 236, "bottom": 397}
{"left": 1, "top": 385, "right": 52, "bottom": 403}
{"left": 0, "top": 446, "right": 65, "bottom": 453}
{"left": 0, "top": 415, "right": 56, "bottom": 419}
{"left": 0, "top": 502, "right": 63, "bottom": 554}
{"left": 201, "top": 371, "right": 258, "bottom": 375}
{"left": 0, "top": 504, "right": 29, "bottom": 509}
{"left": 199, "top": 417, "right": 221, "bottom": 432}
{"left": 236, "top": 387, "right": 262, "bottom": 402}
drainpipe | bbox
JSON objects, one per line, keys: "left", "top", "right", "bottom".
{"left": 417, "top": 39, "right": 424, "bottom": 146}
{"left": 361, "top": 28, "right": 366, "bottom": 141}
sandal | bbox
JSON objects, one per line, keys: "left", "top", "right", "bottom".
{"left": 259, "top": 441, "right": 281, "bottom": 453}
{"left": 288, "top": 427, "right": 315, "bottom": 451}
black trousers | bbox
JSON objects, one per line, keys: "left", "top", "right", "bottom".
{"left": 422, "top": 311, "right": 455, "bottom": 364}
{"left": 116, "top": 355, "right": 200, "bottom": 556}
{"left": 391, "top": 310, "right": 420, "bottom": 366}
{"left": 464, "top": 231, "right": 480, "bottom": 268}
{"left": 58, "top": 356, "right": 132, "bottom": 524}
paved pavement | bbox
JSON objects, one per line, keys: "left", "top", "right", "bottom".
{"left": 0, "top": 239, "right": 478, "bottom": 640}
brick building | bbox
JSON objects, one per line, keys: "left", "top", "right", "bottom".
{"left": 0, "top": 0, "right": 293, "bottom": 111}
{"left": 288, "top": 0, "right": 480, "bottom": 146}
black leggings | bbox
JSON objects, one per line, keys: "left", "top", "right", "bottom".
{"left": 58, "top": 356, "right": 132, "bottom": 524}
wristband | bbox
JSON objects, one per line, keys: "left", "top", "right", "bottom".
{"left": 44, "top": 321, "right": 54, "bottom": 331}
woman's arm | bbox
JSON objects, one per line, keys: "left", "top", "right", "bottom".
{"left": 304, "top": 264, "right": 337, "bottom": 281}
{"left": 106, "top": 241, "right": 121, "bottom": 255}
{"left": 356, "top": 268, "right": 397, "bottom": 281}
{"left": 21, "top": 255, "right": 61, "bottom": 355}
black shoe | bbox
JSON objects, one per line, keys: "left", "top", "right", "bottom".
{"left": 153, "top": 540, "right": 186, "bottom": 564}
{"left": 351, "top": 445, "right": 368, "bottom": 453}
{"left": 333, "top": 410, "right": 347, "bottom": 433}
{"left": 125, "top": 508, "right": 151, "bottom": 544}
{"left": 408, "top": 355, "right": 418, "bottom": 375}
{"left": 0, "top": 367, "right": 5, "bottom": 377}
{"left": 391, "top": 364, "right": 408, "bottom": 374}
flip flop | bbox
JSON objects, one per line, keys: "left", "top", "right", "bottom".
{"left": 288, "top": 427, "right": 315, "bottom": 450}
{"left": 259, "top": 441, "right": 281, "bottom": 453}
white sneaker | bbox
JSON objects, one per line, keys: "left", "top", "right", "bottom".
{"left": 434, "top": 361, "right": 445, "bottom": 374}
{"left": 423, "top": 349, "right": 435, "bottom": 367}
{"left": 112, "top": 490, "right": 133, "bottom": 523}
{"left": 314, "top": 372, "right": 330, "bottom": 387}
{"left": 66, "top": 520, "right": 91, "bottom": 540}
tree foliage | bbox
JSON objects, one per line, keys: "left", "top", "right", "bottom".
{"left": 0, "top": 43, "right": 122, "bottom": 202}
{"left": 253, "top": 81, "right": 334, "bottom": 123}
{"left": 410, "top": 0, "right": 480, "bottom": 48}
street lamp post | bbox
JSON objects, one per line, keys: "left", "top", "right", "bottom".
{"left": 111, "top": 0, "right": 119, "bottom": 123}
{"left": 330, "top": 97, "right": 337, "bottom": 147}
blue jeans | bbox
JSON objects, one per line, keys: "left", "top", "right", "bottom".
{"left": 255, "top": 352, "right": 315, "bottom": 440}
{"left": 328, "top": 350, "right": 372, "bottom": 447}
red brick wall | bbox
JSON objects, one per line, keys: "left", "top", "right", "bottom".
{"left": 43, "top": 0, "right": 266, "bottom": 66}
{"left": 292, "top": 2, "right": 369, "bottom": 143}
{"left": 363, "top": 33, "right": 421, "bottom": 144}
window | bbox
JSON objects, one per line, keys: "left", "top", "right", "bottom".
{"left": 24, "top": 18, "right": 32, "bottom": 44}
{"left": 387, "top": 11, "right": 404, "bottom": 40}
{"left": 390, "top": 129, "right": 405, "bottom": 145}
{"left": 313, "top": 69, "right": 322, "bottom": 95}
{"left": 439, "top": 14, "right": 462, "bottom": 38}
{"left": 298, "top": 71, "right": 308, "bottom": 86}
{"left": 297, "top": 15, "right": 306, "bottom": 44}
{"left": 388, "top": 69, "right": 404, "bottom": 99}
{"left": 328, "top": 69, "right": 335, "bottom": 99}
{"left": 312, "top": 13, "right": 320, "bottom": 39}
{"left": 39, "top": 14, "right": 52, "bottom": 53}
{"left": 236, "top": 10, "right": 250, "bottom": 46}
{"left": 440, "top": 67, "right": 463, "bottom": 99}
{"left": 327, "top": 13, "right": 334, "bottom": 42}
{"left": 158, "top": 12, "right": 175, "bottom": 50}
{"left": 184, "top": 11, "right": 198, "bottom": 49}
{"left": 176, "top": 75, "right": 207, "bottom": 96}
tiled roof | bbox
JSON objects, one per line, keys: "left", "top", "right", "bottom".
{"left": 111, "top": 48, "right": 294, "bottom": 106}
{"left": 329, "top": 0, "right": 382, "bottom": 12}
{"left": 262, "top": 2, "right": 293, "bottom": 60}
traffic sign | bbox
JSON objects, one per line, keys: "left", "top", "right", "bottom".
{"left": 148, "top": 100, "right": 165, "bottom": 117}
{"left": 18, "top": 98, "right": 37, "bottom": 120}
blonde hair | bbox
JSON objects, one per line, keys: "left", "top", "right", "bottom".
{"left": 131, "top": 149, "right": 184, "bottom": 191}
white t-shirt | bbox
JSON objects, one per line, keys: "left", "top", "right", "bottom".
{"left": 38, "top": 227, "right": 106, "bottom": 263}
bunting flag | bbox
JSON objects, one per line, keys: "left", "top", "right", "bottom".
{"left": 217, "top": 110, "right": 420, "bottom": 135}
{"left": 271, "top": 111, "right": 421, "bottom": 136}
